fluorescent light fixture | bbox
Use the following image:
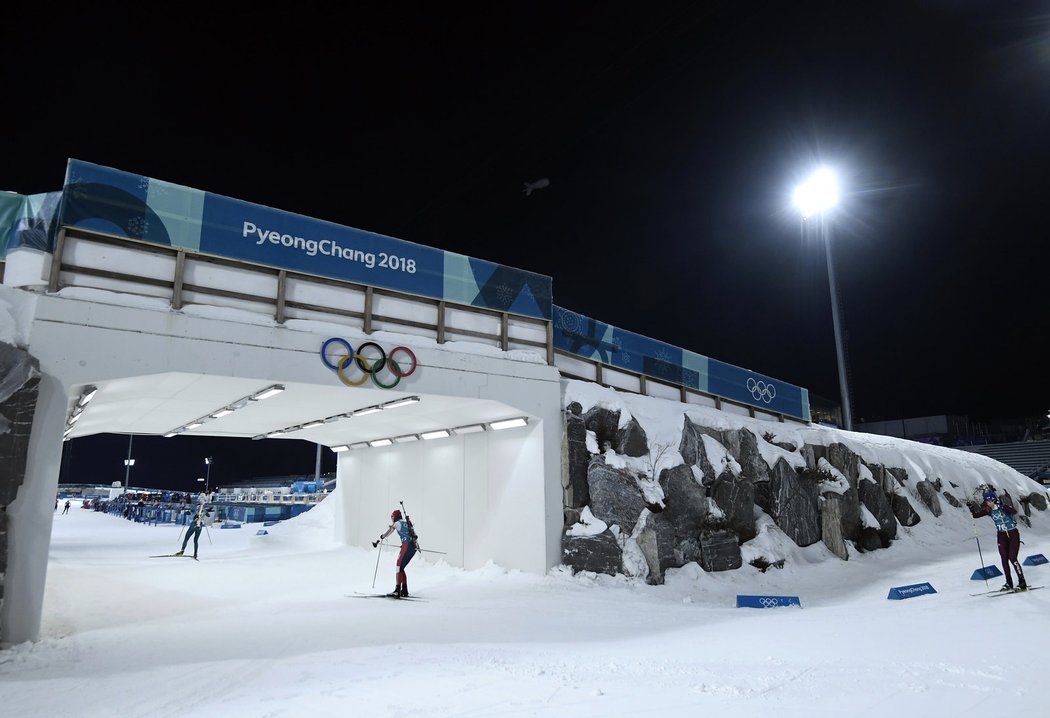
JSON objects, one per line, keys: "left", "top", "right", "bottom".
{"left": 420, "top": 429, "right": 451, "bottom": 440}
{"left": 302, "top": 420, "right": 325, "bottom": 429}
{"left": 369, "top": 438, "right": 393, "bottom": 447}
{"left": 352, "top": 406, "right": 383, "bottom": 417}
{"left": 210, "top": 408, "right": 234, "bottom": 418}
{"left": 330, "top": 445, "right": 351, "bottom": 453}
{"left": 393, "top": 434, "right": 420, "bottom": 443}
{"left": 185, "top": 422, "right": 204, "bottom": 429}
{"left": 164, "top": 431, "right": 179, "bottom": 438}
{"left": 452, "top": 424, "right": 486, "bottom": 435}
{"left": 382, "top": 396, "right": 420, "bottom": 409}
{"left": 266, "top": 430, "right": 285, "bottom": 438}
{"left": 78, "top": 386, "right": 98, "bottom": 406}
{"left": 350, "top": 442, "right": 370, "bottom": 449}
{"left": 489, "top": 417, "right": 528, "bottom": 431}
{"left": 252, "top": 385, "right": 285, "bottom": 401}
{"left": 68, "top": 411, "right": 82, "bottom": 425}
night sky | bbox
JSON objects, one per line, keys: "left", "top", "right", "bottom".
{"left": 8, "top": 3, "right": 1050, "bottom": 489}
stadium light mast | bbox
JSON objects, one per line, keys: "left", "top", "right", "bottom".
{"left": 122, "top": 435, "right": 136, "bottom": 496}
{"left": 794, "top": 167, "right": 853, "bottom": 431}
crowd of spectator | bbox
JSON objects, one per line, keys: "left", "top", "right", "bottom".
{"left": 80, "top": 491, "right": 221, "bottom": 525}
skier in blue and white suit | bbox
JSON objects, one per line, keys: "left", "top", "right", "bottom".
{"left": 373, "top": 509, "right": 417, "bottom": 597}
{"left": 971, "top": 489, "right": 1027, "bottom": 591}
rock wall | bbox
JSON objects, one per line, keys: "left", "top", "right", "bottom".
{"left": 561, "top": 405, "right": 1048, "bottom": 584}
{"left": 0, "top": 344, "right": 41, "bottom": 644}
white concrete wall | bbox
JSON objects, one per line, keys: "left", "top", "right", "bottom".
{"left": 338, "top": 418, "right": 552, "bottom": 574}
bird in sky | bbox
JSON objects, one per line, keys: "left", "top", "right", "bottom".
{"left": 522, "top": 177, "right": 550, "bottom": 196}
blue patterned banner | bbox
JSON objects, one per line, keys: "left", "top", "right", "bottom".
{"left": 553, "top": 305, "right": 810, "bottom": 421}
{"left": 59, "top": 160, "right": 552, "bottom": 319}
{"left": 1, "top": 191, "right": 62, "bottom": 259}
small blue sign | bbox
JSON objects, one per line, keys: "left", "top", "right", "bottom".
{"left": 263, "top": 520, "right": 281, "bottom": 527}
{"left": 971, "top": 565, "right": 1003, "bottom": 580}
{"left": 1023, "top": 554, "right": 1048, "bottom": 566}
{"left": 221, "top": 523, "right": 242, "bottom": 529}
{"left": 887, "top": 582, "right": 937, "bottom": 600}
{"left": 256, "top": 529, "right": 268, "bottom": 536}
{"left": 736, "top": 595, "right": 802, "bottom": 608}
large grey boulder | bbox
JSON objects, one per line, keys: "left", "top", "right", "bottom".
{"left": 723, "top": 428, "right": 770, "bottom": 482}
{"left": 891, "top": 493, "right": 921, "bottom": 527}
{"left": 562, "top": 530, "right": 622, "bottom": 576}
{"left": 915, "top": 480, "right": 943, "bottom": 517}
{"left": 699, "top": 531, "right": 742, "bottom": 572}
{"left": 708, "top": 475, "right": 757, "bottom": 542}
{"left": 587, "top": 459, "right": 646, "bottom": 535}
{"left": 679, "top": 415, "right": 722, "bottom": 481}
{"left": 615, "top": 416, "right": 649, "bottom": 458}
{"left": 821, "top": 493, "right": 850, "bottom": 560}
{"left": 583, "top": 406, "right": 620, "bottom": 452}
{"left": 565, "top": 405, "right": 590, "bottom": 508}
{"left": 659, "top": 463, "right": 707, "bottom": 541}
{"left": 858, "top": 477, "right": 898, "bottom": 543}
{"left": 768, "top": 460, "right": 821, "bottom": 547}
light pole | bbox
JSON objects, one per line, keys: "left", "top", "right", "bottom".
{"left": 203, "top": 457, "right": 213, "bottom": 495}
{"left": 123, "top": 435, "right": 135, "bottom": 496}
{"left": 794, "top": 168, "right": 853, "bottom": 431}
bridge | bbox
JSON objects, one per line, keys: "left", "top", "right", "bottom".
{"left": 0, "top": 159, "right": 812, "bottom": 645}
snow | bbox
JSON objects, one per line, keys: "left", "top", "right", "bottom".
{"left": 5, "top": 275, "right": 1050, "bottom": 715}
{"left": 2, "top": 379, "right": 1049, "bottom": 716}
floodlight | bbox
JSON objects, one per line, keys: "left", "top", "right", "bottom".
{"left": 793, "top": 168, "right": 839, "bottom": 219}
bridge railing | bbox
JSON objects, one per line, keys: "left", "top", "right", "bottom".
{"left": 49, "top": 228, "right": 552, "bottom": 359}
{"left": 45, "top": 227, "right": 804, "bottom": 425}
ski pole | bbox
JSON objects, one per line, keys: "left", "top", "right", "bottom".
{"left": 371, "top": 540, "right": 383, "bottom": 588}
{"left": 971, "top": 512, "right": 988, "bottom": 590}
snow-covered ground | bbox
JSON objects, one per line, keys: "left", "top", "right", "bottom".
{"left": 2, "top": 478, "right": 1048, "bottom": 717}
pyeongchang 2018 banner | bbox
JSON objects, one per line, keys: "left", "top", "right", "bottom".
{"left": 552, "top": 306, "right": 810, "bottom": 421}
{"left": 58, "top": 159, "right": 552, "bottom": 320}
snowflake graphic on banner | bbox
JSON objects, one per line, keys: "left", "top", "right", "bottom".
{"left": 495, "top": 283, "right": 514, "bottom": 306}
{"left": 127, "top": 216, "right": 149, "bottom": 238}
{"left": 557, "top": 308, "right": 582, "bottom": 333}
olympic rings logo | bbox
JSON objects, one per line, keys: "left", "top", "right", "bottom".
{"left": 320, "top": 338, "right": 418, "bottom": 389}
{"left": 759, "top": 597, "right": 781, "bottom": 608}
{"left": 747, "top": 377, "right": 776, "bottom": 404}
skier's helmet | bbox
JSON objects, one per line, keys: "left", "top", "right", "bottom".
{"left": 391, "top": 509, "right": 402, "bottom": 521}
{"left": 983, "top": 490, "right": 998, "bottom": 502}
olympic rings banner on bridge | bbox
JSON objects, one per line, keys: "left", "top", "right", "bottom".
{"left": 552, "top": 306, "right": 810, "bottom": 421}
{"left": 57, "top": 159, "right": 553, "bottom": 320}
{"left": 321, "top": 338, "right": 418, "bottom": 389}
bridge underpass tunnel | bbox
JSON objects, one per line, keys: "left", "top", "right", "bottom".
{"left": 336, "top": 414, "right": 547, "bottom": 573}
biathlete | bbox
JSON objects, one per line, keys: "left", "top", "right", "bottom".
{"left": 373, "top": 509, "right": 417, "bottom": 598}
{"left": 971, "top": 489, "right": 1027, "bottom": 592}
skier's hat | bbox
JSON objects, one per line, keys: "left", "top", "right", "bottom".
{"left": 983, "top": 489, "right": 998, "bottom": 502}
{"left": 391, "top": 509, "right": 402, "bottom": 521}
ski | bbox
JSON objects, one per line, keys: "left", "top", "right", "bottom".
{"left": 986, "top": 586, "right": 1042, "bottom": 597}
{"left": 149, "top": 553, "right": 199, "bottom": 560}
{"left": 348, "top": 592, "right": 426, "bottom": 601}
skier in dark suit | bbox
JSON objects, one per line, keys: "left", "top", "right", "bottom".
{"left": 971, "top": 489, "right": 1027, "bottom": 592}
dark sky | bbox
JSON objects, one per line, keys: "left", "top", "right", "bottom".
{"left": 7, "top": 3, "right": 1050, "bottom": 487}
